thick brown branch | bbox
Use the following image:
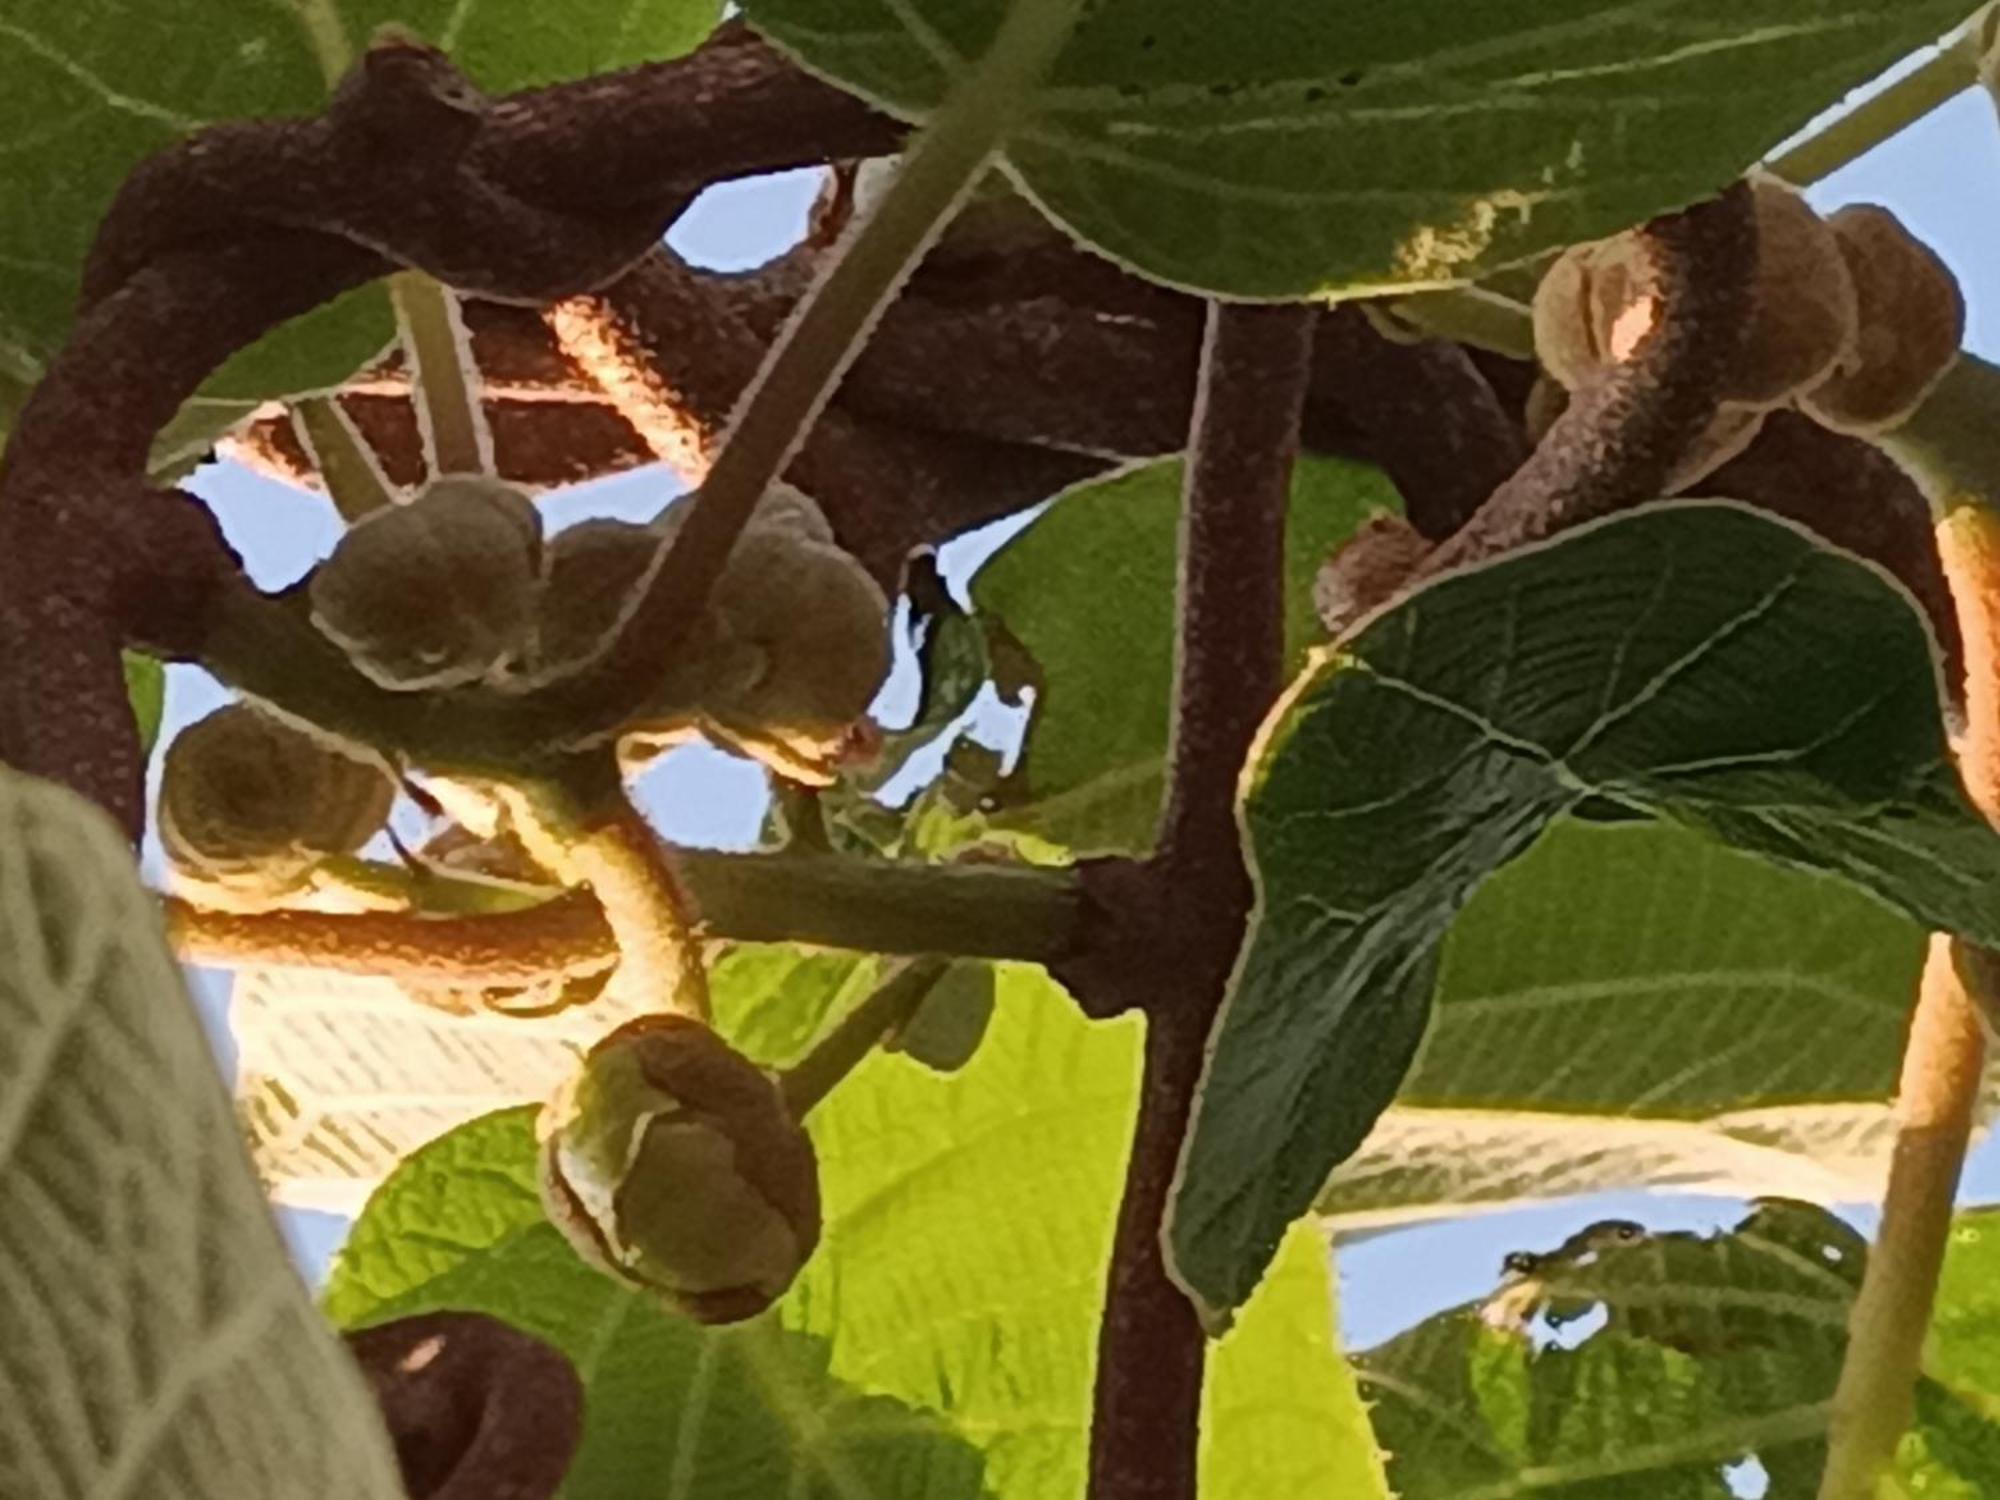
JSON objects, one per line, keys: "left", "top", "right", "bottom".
{"left": 0, "top": 27, "right": 901, "bottom": 825}
{"left": 82, "top": 24, "right": 896, "bottom": 316}
{"left": 1304, "top": 309, "right": 1530, "bottom": 540}
{"left": 1083, "top": 303, "right": 1315, "bottom": 1500}
{"left": 1421, "top": 183, "right": 1759, "bottom": 576}
{"left": 1158, "top": 307, "right": 1314, "bottom": 861}
{"left": 546, "top": 248, "right": 1100, "bottom": 581}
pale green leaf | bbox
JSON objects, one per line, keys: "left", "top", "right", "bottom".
{"left": 329, "top": 959, "right": 1390, "bottom": 1495}
{"left": 1200, "top": 1224, "right": 1389, "bottom": 1499}
{"left": 0, "top": 768, "right": 400, "bottom": 1499}
{"left": 973, "top": 453, "right": 1397, "bottom": 854}
{"left": 1174, "top": 502, "right": 2000, "bottom": 1321}
{"left": 327, "top": 965, "right": 1142, "bottom": 1497}
{"left": 742, "top": 0, "right": 1967, "bottom": 296}
{"left": 239, "top": 944, "right": 868, "bottom": 1214}
{"left": 1928, "top": 1206, "right": 2000, "bottom": 1413}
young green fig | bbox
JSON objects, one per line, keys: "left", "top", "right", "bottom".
{"left": 538, "top": 1015, "right": 820, "bottom": 1324}
{"left": 698, "top": 522, "right": 892, "bottom": 785}
{"left": 158, "top": 703, "right": 395, "bottom": 901}
{"left": 309, "top": 474, "right": 544, "bottom": 689}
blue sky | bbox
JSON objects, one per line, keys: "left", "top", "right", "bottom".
{"left": 161, "top": 62, "right": 2000, "bottom": 1371}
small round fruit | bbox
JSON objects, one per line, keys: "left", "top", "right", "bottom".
{"left": 310, "top": 475, "right": 544, "bottom": 689}
{"left": 158, "top": 703, "right": 395, "bottom": 899}
{"left": 1800, "top": 205, "right": 1964, "bottom": 434}
{"left": 700, "top": 525, "right": 892, "bottom": 784}
{"left": 1726, "top": 177, "right": 1857, "bottom": 409}
{"left": 533, "top": 518, "right": 658, "bottom": 673}
{"left": 538, "top": 1015, "right": 820, "bottom": 1323}
{"left": 1531, "top": 240, "right": 1607, "bottom": 390}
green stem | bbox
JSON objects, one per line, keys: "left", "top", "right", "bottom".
{"left": 389, "top": 270, "right": 490, "bottom": 477}
{"left": 679, "top": 850, "right": 1079, "bottom": 958}
{"left": 560, "top": 0, "right": 1087, "bottom": 712}
{"left": 1768, "top": 29, "right": 1981, "bottom": 188}
{"left": 778, "top": 957, "right": 949, "bottom": 1117}
{"left": 293, "top": 397, "right": 401, "bottom": 521}
{"left": 1877, "top": 355, "right": 2000, "bottom": 515}
{"left": 500, "top": 772, "right": 711, "bottom": 1022}
{"left": 1818, "top": 936, "right": 1988, "bottom": 1500}
{"left": 315, "top": 852, "right": 553, "bottom": 914}
{"left": 168, "top": 852, "right": 1082, "bottom": 979}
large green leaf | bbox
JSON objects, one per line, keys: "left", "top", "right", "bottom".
{"left": 0, "top": 0, "right": 723, "bottom": 399}
{"left": 0, "top": 767, "right": 401, "bottom": 1498}
{"left": 1356, "top": 1198, "right": 2000, "bottom": 1498}
{"left": 1173, "top": 502, "right": 2000, "bottom": 1322}
{"left": 741, "top": 0, "right": 1967, "bottom": 297}
{"left": 1317, "top": 817, "right": 1928, "bottom": 1232}
{"left": 973, "top": 453, "right": 1397, "bottom": 854}
{"left": 327, "top": 960, "right": 1385, "bottom": 1496}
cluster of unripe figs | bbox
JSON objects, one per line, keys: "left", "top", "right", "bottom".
{"left": 1532, "top": 174, "right": 1965, "bottom": 485}
{"left": 158, "top": 477, "right": 892, "bottom": 908}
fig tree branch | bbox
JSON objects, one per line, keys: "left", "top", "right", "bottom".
{"left": 165, "top": 847, "right": 1085, "bottom": 979}
{"left": 0, "top": 25, "right": 899, "bottom": 833}
{"left": 1420, "top": 183, "right": 1759, "bottom": 575}
{"left": 1080, "top": 301, "right": 1316, "bottom": 1500}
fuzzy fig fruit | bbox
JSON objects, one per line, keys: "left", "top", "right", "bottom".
{"left": 1800, "top": 204, "right": 1965, "bottom": 434}
{"left": 1728, "top": 178, "right": 1857, "bottom": 408}
{"left": 539, "top": 1015, "right": 820, "bottom": 1323}
{"left": 158, "top": 703, "right": 395, "bottom": 900}
{"left": 532, "top": 517, "right": 658, "bottom": 674}
{"left": 1534, "top": 178, "right": 1855, "bottom": 411}
{"left": 698, "top": 522, "right": 892, "bottom": 785}
{"left": 310, "top": 475, "right": 544, "bottom": 689}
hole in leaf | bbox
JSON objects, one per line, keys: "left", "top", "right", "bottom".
{"left": 1722, "top": 1455, "right": 1770, "bottom": 1498}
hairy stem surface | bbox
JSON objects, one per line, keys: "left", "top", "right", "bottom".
{"left": 552, "top": 0, "right": 1087, "bottom": 723}
{"left": 1818, "top": 937, "right": 1987, "bottom": 1500}
{"left": 166, "top": 849, "right": 1083, "bottom": 978}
